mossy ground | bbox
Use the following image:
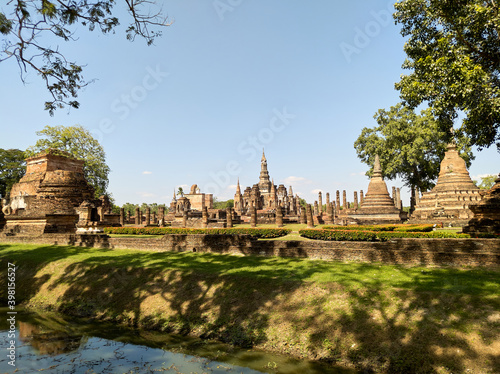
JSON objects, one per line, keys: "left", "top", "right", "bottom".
{"left": 0, "top": 243, "right": 498, "bottom": 373}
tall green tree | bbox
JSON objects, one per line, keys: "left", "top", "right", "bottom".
{"left": 0, "top": 149, "right": 26, "bottom": 198}
{"left": 354, "top": 104, "right": 474, "bottom": 194}
{"left": 26, "top": 125, "right": 110, "bottom": 197}
{"left": 394, "top": 0, "right": 500, "bottom": 151}
{"left": 0, "top": 1, "right": 170, "bottom": 115}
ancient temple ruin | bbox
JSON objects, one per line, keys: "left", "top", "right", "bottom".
{"left": 0, "top": 149, "right": 118, "bottom": 235}
{"left": 233, "top": 150, "right": 300, "bottom": 223}
{"left": 410, "top": 142, "right": 482, "bottom": 224}
{"left": 463, "top": 173, "right": 500, "bottom": 235}
{"left": 164, "top": 184, "right": 230, "bottom": 228}
{"left": 344, "top": 155, "right": 406, "bottom": 224}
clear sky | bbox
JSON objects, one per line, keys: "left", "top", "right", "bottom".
{"left": 1, "top": 0, "right": 498, "bottom": 206}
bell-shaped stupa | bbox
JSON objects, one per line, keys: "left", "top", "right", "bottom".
{"left": 411, "top": 142, "right": 482, "bottom": 223}
{"left": 348, "top": 155, "right": 405, "bottom": 224}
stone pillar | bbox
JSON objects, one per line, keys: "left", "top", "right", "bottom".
{"left": 120, "top": 208, "right": 124, "bottom": 226}
{"left": 325, "top": 202, "right": 334, "bottom": 224}
{"left": 332, "top": 201, "right": 336, "bottom": 218}
{"left": 146, "top": 207, "right": 151, "bottom": 226}
{"left": 326, "top": 192, "right": 330, "bottom": 207}
{"left": 336, "top": 191, "right": 341, "bottom": 211}
{"left": 226, "top": 207, "right": 233, "bottom": 228}
{"left": 354, "top": 191, "right": 358, "bottom": 209}
{"left": 250, "top": 206, "right": 257, "bottom": 227}
{"left": 202, "top": 206, "right": 208, "bottom": 228}
{"left": 397, "top": 188, "right": 402, "bottom": 210}
{"left": 313, "top": 201, "right": 319, "bottom": 215}
{"left": 300, "top": 205, "right": 307, "bottom": 224}
{"left": 392, "top": 186, "right": 397, "bottom": 207}
{"left": 126, "top": 210, "right": 131, "bottom": 224}
{"left": 318, "top": 192, "right": 323, "bottom": 213}
{"left": 135, "top": 207, "right": 140, "bottom": 225}
{"left": 182, "top": 210, "right": 188, "bottom": 227}
{"left": 306, "top": 204, "right": 314, "bottom": 228}
{"left": 158, "top": 206, "right": 165, "bottom": 226}
{"left": 360, "top": 190, "right": 364, "bottom": 204}
{"left": 276, "top": 205, "right": 283, "bottom": 227}
{"left": 343, "top": 190, "right": 347, "bottom": 210}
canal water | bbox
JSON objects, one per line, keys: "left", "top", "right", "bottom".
{"left": 0, "top": 309, "right": 355, "bottom": 374}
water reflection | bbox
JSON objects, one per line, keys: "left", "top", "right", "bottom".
{"left": 0, "top": 310, "right": 357, "bottom": 374}
{"left": 19, "top": 321, "right": 86, "bottom": 356}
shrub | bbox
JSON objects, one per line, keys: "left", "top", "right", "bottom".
{"left": 299, "top": 229, "right": 378, "bottom": 242}
{"left": 322, "top": 224, "right": 435, "bottom": 232}
{"left": 376, "top": 231, "right": 470, "bottom": 240}
{"left": 322, "top": 225, "right": 395, "bottom": 232}
{"left": 300, "top": 229, "right": 470, "bottom": 241}
{"left": 103, "top": 227, "right": 291, "bottom": 239}
{"left": 467, "top": 232, "right": 500, "bottom": 239}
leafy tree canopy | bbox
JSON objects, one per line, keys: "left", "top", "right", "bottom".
{"left": 394, "top": 0, "right": 500, "bottom": 151}
{"left": 213, "top": 198, "right": 234, "bottom": 210}
{"left": 354, "top": 104, "right": 474, "bottom": 193}
{"left": 176, "top": 187, "right": 184, "bottom": 197}
{"left": 26, "top": 125, "right": 110, "bottom": 198}
{"left": 298, "top": 197, "right": 307, "bottom": 207}
{"left": 474, "top": 174, "right": 498, "bottom": 189}
{"left": 0, "top": 149, "right": 26, "bottom": 198}
{"left": 0, "top": 1, "right": 170, "bottom": 115}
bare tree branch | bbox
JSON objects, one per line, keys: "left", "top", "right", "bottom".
{"left": 0, "top": 1, "right": 170, "bottom": 115}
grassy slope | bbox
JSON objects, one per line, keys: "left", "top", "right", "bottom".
{"left": 0, "top": 243, "right": 499, "bottom": 373}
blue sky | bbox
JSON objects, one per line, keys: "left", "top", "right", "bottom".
{"left": 0, "top": 0, "right": 498, "bottom": 206}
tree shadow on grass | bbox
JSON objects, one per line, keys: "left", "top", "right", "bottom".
{"left": 46, "top": 250, "right": 327, "bottom": 346}
{"left": 285, "top": 264, "right": 500, "bottom": 373}
{"left": 0, "top": 244, "right": 112, "bottom": 302}
{"left": 1, "top": 243, "right": 499, "bottom": 373}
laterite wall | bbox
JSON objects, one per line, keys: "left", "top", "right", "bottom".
{"left": 1, "top": 234, "right": 499, "bottom": 267}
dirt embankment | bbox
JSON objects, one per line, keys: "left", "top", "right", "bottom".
{"left": 1, "top": 243, "right": 499, "bottom": 373}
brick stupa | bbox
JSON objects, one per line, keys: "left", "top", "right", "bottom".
{"left": 463, "top": 173, "right": 500, "bottom": 235}
{"left": 1, "top": 149, "right": 112, "bottom": 235}
{"left": 410, "top": 142, "right": 481, "bottom": 224}
{"left": 348, "top": 155, "right": 405, "bottom": 224}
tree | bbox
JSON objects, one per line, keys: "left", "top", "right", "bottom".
{"left": 0, "top": 149, "right": 26, "bottom": 198}
{"left": 354, "top": 104, "right": 474, "bottom": 195}
{"left": 0, "top": 1, "right": 170, "bottom": 115}
{"left": 474, "top": 174, "right": 498, "bottom": 190}
{"left": 26, "top": 125, "right": 110, "bottom": 197}
{"left": 122, "top": 202, "right": 139, "bottom": 216}
{"left": 177, "top": 187, "right": 184, "bottom": 197}
{"left": 298, "top": 197, "right": 307, "bottom": 208}
{"left": 212, "top": 198, "right": 234, "bottom": 210}
{"left": 394, "top": 0, "right": 500, "bottom": 151}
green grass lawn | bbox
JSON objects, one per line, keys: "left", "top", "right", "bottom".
{"left": 1, "top": 243, "right": 498, "bottom": 373}
{"left": 435, "top": 227, "right": 463, "bottom": 233}
{"left": 0, "top": 243, "right": 497, "bottom": 293}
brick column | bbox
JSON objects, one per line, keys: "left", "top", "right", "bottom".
{"left": 135, "top": 207, "right": 140, "bottom": 225}
{"left": 306, "top": 204, "right": 314, "bottom": 228}
{"left": 276, "top": 206, "right": 283, "bottom": 227}
{"left": 226, "top": 207, "right": 233, "bottom": 228}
